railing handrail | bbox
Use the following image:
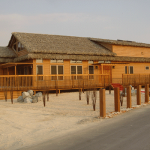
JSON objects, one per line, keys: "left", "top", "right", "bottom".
{"left": 0, "top": 74, "right": 110, "bottom": 77}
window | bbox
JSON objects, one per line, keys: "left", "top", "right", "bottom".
{"left": 145, "top": 66, "right": 149, "bottom": 70}
{"left": 88, "top": 61, "right": 93, "bottom": 64}
{"left": 36, "top": 59, "right": 43, "bottom": 63}
{"left": 89, "top": 66, "right": 94, "bottom": 79}
{"left": 105, "top": 61, "right": 111, "bottom": 63}
{"left": 129, "top": 66, "right": 133, "bottom": 74}
{"left": 71, "top": 66, "right": 82, "bottom": 79}
{"left": 70, "top": 60, "right": 82, "bottom": 63}
{"left": 125, "top": 66, "right": 127, "bottom": 74}
{"left": 125, "top": 66, "right": 134, "bottom": 74}
{"left": 50, "top": 59, "right": 63, "bottom": 63}
{"left": 18, "top": 42, "right": 24, "bottom": 51}
{"left": 98, "top": 61, "right": 104, "bottom": 63}
{"left": 36, "top": 65, "right": 43, "bottom": 80}
{"left": 51, "top": 65, "right": 63, "bottom": 80}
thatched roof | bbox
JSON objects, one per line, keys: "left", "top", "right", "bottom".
{"left": 0, "top": 47, "right": 16, "bottom": 62}
{"left": 1, "top": 32, "right": 150, "bottom": 63}
{"left": 89, "top": 38, "right": 150, "bottom": 48}
{"left": 0, "top": 47, "right": 16, "bottom": 58}
{"left": 12, "top": 32, "right": 115, "bottom": 56}
{"left": 14, "top": 53, "right": 150, "bottom": 63}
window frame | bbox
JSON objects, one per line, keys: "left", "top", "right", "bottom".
{"left": 125, "top": 66, "right": 128, "bottom": 74}
{"left": 36, "top": 65, "right": 43, "bottom": 80}
{"left": 50, "top": 65, "right": 64, "bottom": 80}
{"left": 129, "top": 66, "right": 134, "bottom": 74}
{"left": 89, "top": 65, "right": 94, "bottom": 80}
{"left": 70, "top": 65, "right": 83, "bottom": 80}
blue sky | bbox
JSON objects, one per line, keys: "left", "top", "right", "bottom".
{"left": 0, "top": 0, "right": 150, "bottom": 46}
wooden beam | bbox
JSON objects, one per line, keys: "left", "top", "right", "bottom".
{"left": 0, "top": 63, "right": 33, "bottom": 68}
{"left": 9, "top": 35, "right": 15, "bottom": 47}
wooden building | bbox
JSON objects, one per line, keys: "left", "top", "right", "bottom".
{"left": 0, "top": 32, "right": 150, "bottom": 99}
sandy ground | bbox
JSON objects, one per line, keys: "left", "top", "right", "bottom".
{"left": 0, "top": 90, "right": 148, "bottom": 150}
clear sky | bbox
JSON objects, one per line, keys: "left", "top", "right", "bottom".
{"left": 0, "top": 0, "right": 150, "bottom": 46}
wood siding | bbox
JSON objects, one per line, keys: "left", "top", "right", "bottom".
{"left": 0, "top": 91, "right": 22, "bottom": 100}
{"left": 18, "top": 49, "right": 28, "bottom": 57}
{"left": 112, "top": 62, "right": 150, "bottom": 83}
{"left": 112, "top": 45, "right": 150, "bottom": 57}
{"left": 100, "top": 43, "right": 113, "bottom": 51}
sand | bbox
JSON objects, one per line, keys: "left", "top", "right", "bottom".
{"left": 0, "top": 90, "right": 147, "bottom": 150}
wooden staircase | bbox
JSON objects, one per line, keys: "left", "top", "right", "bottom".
{"left": 111, "top": 83, "right": 124, "bottom": 91}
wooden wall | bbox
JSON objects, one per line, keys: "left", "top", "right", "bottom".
{"left": 33, "top": 59, "right": 102, "bottom": 76}
{"left": 99, "top": 43, "right": 113, "bottom": 51}
{"left": 112, "top": 45, "right": 150, "bottom": 57}
{"left": 0, "top": 91, "right": 22, "bottom": 100}
{"left": 112, "top": 62, "right": 150, "bottom": 79}
{"left": 18, "top": 49, "right": 28, "bottom": 57}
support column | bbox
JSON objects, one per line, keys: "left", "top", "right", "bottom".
{"left": 145, "top": 84, "right": 149, "bottom": 103}
{"left": 99, "top": 88, "right": 106, "bottom": 118}
{"left": 15, "top": 65, "right": 16, "bottom": 75}
{"left": 137, "top": 85, "right": 141, "bottom": 105}
{"left": 127, "top": 86, "right": 131, "bottom": 108}
{"left": 114, "top": 87, "right": 120, "bottom": 112}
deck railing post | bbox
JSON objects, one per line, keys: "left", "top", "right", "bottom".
{"left": 145, "top": 84, "right": 149, "bottom": 103}
{"left": 99, "top": 88, "right": 106, "bottom": 118}
{"left": 137, "top": 85, "right": 141, "bottom": 105}
{"left": 127, "top": 86, "right": 131, "bottom": 108}
{"left": 114, "top": 87, "right": 120, "bottom": 112}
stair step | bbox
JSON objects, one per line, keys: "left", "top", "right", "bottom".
{"left": 111, "top": 83, "right": 123, "bottom": 91}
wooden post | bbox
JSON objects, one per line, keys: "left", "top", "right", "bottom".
{"left": 109, "top": 85, "right": 111, "bottom": 94}
{"left": 145, "top": 84, "right": 149, "bottom": 103}
{"left": 101, "top": 64, "right": 103, "bottom": 74}
{"left": 79, "top": 89, "right": 81, "bottom": 100}
{"left": 114, "top": 87, "right": 120, "bottom": 112}
{"left": 127, "top": 86, "right": 131, "bottom": 108}
{"left": 137, "top": 85, "right": 141, "bottom": 105}
{"left": 99, "top": 89, "right": 106, "bottom": 118}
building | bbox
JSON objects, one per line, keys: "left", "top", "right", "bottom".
{"left": 0, "top": 32, "right": 150, "bottom": 99}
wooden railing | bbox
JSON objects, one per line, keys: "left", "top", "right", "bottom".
{"left": 0, "top": 74, "right": 111, "bottom": 91}
{"left": 122, "top": 74, "right": 150, "bottom": 86}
